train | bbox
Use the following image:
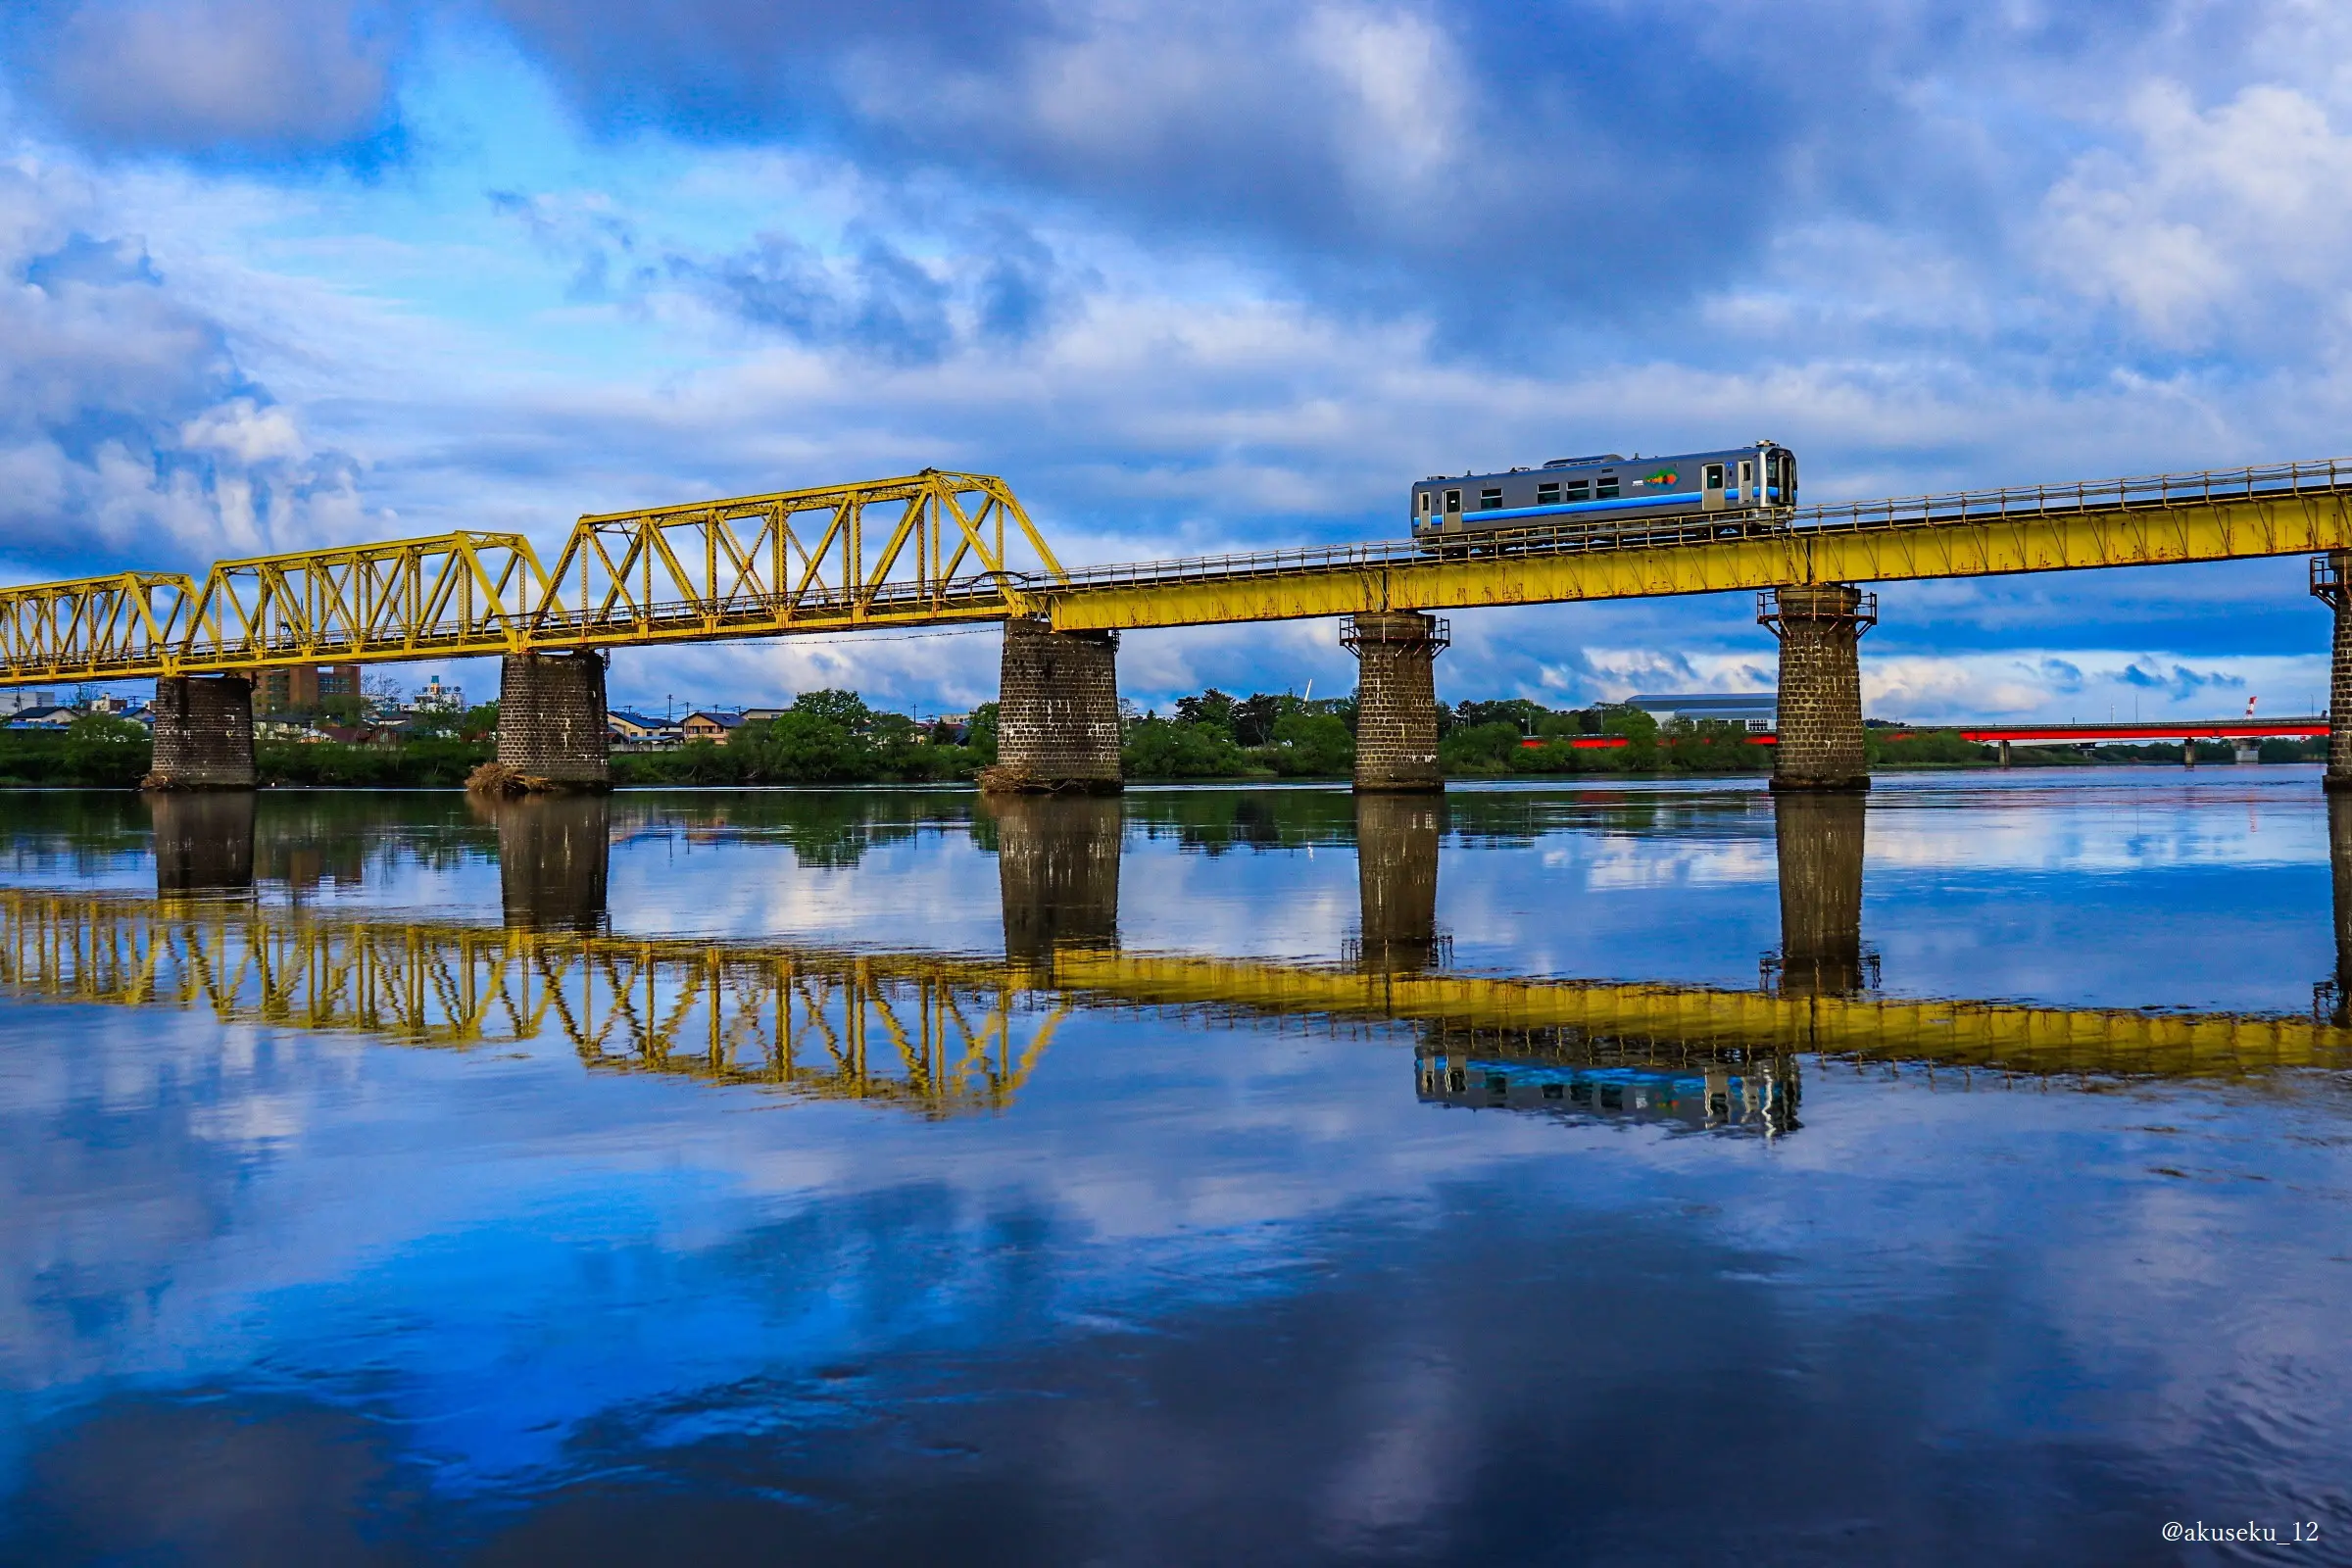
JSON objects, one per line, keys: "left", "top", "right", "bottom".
{"left": 1409, "top": 440, "right": 1797, "bottom": 549}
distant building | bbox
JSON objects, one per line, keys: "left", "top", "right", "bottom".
{"left": 3, "top": 705, "right": 76, "bottom": 730}
{"left": 0, "top": 689, "right": 57, "bottom": 715}
{"left": 411, "top": 674, "right": 464, "bottom": 713}
{"left": 259, "top": 664, "right": 363, "bottom": 715}
{"left": 1627, "top": 692, "right": 1778, "bottom": 733}
{"left": 680, "top": 710, "right": 746, "bottom": 746}
{"left": 738, "top": 708, "right": 785, "bottom": 725}
{"left": 608, "top": 710, "right": 681, "bottom": 748}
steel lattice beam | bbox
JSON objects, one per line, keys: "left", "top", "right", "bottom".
{"left": 10, "top": 459, "right": 2352, "bottom": 684}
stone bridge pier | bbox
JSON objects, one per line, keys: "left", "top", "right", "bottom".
{"left": 1345, "top": 612, "right": 1448, "bottom": 793}
{"left": 988, "top": 617, "right": 1123, "bottom": 794}
{"left": 1353, "top": 793, "right": 1444, "bottom": 972}
{"left": 488, "top": 795, "right": 612, "bottom": 933}
{"left": 1772, "top": 792, "right": 1870, "bottom": 998}
{"left": 992, "top": 794, "right": 1124, "bottom": 960}
{"left": 2331, "top": 792, "right": 2352, "bottom": 1027}
{"left": 1760, "top": 585, "right": 1876, "bottom": 793}
{"left": 2311, "top": 552, "right": 2352, "bottom": 791}
{"left": 496, "top": 652, "right": 610, "bottom": 791}
{"left": 150, "top": 791, "right": 257, "bottom": 895}
{"left": 147, "top": 675, "right": 256, "bottom": 790}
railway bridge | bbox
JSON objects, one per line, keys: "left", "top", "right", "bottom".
{"left": 9, "top": 459, "right": 2352, "bottom": 794}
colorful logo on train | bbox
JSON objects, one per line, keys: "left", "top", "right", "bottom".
{"left": 1642, "top": 468, "right": 1679, "bottom": 487}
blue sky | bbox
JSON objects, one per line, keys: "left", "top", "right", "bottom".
{"left": 3, "top": 0, "right": 2350, "bottom": 720}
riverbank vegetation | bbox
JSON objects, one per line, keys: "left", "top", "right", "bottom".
{"left": 0, "top": 689, "right": 2327, "bottom": 789}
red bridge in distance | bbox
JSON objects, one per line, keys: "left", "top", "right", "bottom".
{"left": 1519, "top": 716, "right": 2331, "bottom": 750}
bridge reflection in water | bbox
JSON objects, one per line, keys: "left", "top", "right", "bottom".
{"left": 485, "top": 796, "right": 612, "bottom": 935}
{"left": 0, "top": 793, "right": 2344, "bottom": 1127}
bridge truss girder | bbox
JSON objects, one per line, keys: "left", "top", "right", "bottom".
{"left": 0, "top": 471, "right": 1063, "bottom": 684}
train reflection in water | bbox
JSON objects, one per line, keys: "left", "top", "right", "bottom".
{"left": 1416, "top": 1044, "right": 1798, "bottom": 1138}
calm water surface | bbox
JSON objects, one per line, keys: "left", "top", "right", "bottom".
{"left": 3, "top": 769, "right": 2351, "bottom": 1563}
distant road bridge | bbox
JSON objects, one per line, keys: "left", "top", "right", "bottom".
{"left": 9, "top": 457, "right": 2352, "bottom": 794}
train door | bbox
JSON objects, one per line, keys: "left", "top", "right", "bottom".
{"left": 1701, "top": 462, "right": 1727, "bottom": 513}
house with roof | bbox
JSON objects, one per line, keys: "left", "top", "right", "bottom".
{"left": 608, "top": 710, "right": 682, "bottom": 749}
{"left": 3, "top": 706, "right": 77, "bottom": 731}
{"left": 679, "top": 710, "right": 746, "bottom": 746}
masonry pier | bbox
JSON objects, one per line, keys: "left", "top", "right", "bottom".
{"left": 1772, "top": 792, "right": 1869, "bottom": 997}
{"left": 491, "top": 795, "right": 612, "bottom": 933}
{"left": 146, "top": 675, "right": 255, "bottom": 790}
{"left": 987, "top": 617, "right": 1123, "bottom": 794}
{"left": 1345, "top": 612, "right": 1448, "bottom": 793}
{"left": 2331, "top": 793, "right": 2352, "bottom": 1028}
{"left": 2311, "top": 552, "right": 2352, "bottom": 791}
{"left": 150, "top": 791, "right": 256, "bottom": 895}
{"left": 1354, "top": 794, "right": 1444, "bottom": 971}
{"left": 1759, "top": 585, "right": 1875, "bottom": 793}
{"left": 994, "top": 795, "right": 1123, "bottom": 960}
{"left": 494, "top": 653, "right": 610, "bottom": 792}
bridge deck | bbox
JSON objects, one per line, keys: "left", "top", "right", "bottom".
{"left": 6, "top": 459, "right": 2352, "bottom": 682}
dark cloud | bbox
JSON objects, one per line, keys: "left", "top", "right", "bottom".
{"left": 468, "top": 0, "right": 2242, "bottom": 346}
{"left": 490, "top": 191, "right": 1085, "bottom": 365}
{"left": 4, "top": 0, "right": 408, "bottom": 160}
{"left": 2117, "top": 659, "right": 2247, "bottom": 699}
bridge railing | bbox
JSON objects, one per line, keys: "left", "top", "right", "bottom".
{"left": 1025, "top": 458, "right": 2352, "bottom": 595}
{"left": 1791, "top": 457, "right": 2352, "bottom": 535}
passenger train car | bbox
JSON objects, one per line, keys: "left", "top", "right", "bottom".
{"left": 1409, "top": 441, "right": 1797, "bottom": 549}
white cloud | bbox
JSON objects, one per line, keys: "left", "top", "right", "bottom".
{"left": 2039, "top": 82, "right": 2352, "bottom": 346}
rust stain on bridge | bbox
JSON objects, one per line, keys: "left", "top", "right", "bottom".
{"left": 5, "top": 460, "right": 2352, "bottom": 683}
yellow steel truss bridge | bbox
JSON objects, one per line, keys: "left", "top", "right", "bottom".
{"left": 7, "top": 458, "right": 2352, "bottom": 684}
{"left": 3, "top": 890, "right": 2344, "bottom": 1104}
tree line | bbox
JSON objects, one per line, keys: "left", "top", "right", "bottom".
{"left": 0, "top": 691, "right": 2320, "bottom": 790}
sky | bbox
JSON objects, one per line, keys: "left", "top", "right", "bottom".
{"left": 3, "top": 0, "right": 2350, "bottom": 722}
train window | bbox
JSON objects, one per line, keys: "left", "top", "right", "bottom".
{"left": 1444, "top": 489, "right": 1461, "bottom": 514}
{"left": 1537, "top": 482, "right": 1560, "bottom": 505}
{"left": 1565, "top": 480, "right": 1590, "bottom": 502}
{"left": 1542, "top": 1082, "right": 1563, "bottom": 1100}
{"left": 1703, "top": 464, "right": 1725, "bottom": 490}
{"left": 1740, "top": 461, "right": 1754, "bottom": 486}
{"left": 1478, "top": 487, "right": 1502, "bottom": 511}
{"left": 1596, "top": 475, "right": 1620, "bottom": 499}
{"left": 1418, "top": 492, "right": 1431, "bottom": 514}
